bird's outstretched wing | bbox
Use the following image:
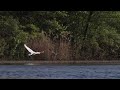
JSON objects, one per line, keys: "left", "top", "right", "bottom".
{"left": 24, "top": 44, "right": 35, "bottom": 53}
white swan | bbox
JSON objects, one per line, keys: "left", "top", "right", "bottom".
{"left": 24, "top": 44, "right": 44, "bottom": 56}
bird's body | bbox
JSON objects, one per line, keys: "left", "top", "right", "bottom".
{"left": 24, "top": 44, "right": 44, "bottom": 56}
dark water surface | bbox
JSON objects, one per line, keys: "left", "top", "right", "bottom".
{"left": 0, "top": 65, "right": 120, "bottom": 79}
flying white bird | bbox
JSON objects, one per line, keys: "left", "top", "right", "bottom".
{"left": 24, "top": 44, "right": 44, "bottom": 56}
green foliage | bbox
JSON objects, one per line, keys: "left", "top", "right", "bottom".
{"left": 0, "top": 38, "right": 6, "bottom": 56}
{"left": 0, "top": 11, "right": 120, "bottom": 60}
{"left": 23, "top": 24, "right": 39, "bottom": 34}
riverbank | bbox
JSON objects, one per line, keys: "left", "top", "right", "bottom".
{"left": 0, "top": 60, "right": 120, "bottom": 65}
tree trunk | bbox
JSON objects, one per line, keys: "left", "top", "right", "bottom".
{"left": 83, "top": 11, "right": 94, "bottom": 40}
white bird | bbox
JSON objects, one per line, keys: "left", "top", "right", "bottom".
{"left": 24, "top": 44, "right": 44, "bottom": 56}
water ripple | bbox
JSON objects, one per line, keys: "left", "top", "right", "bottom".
{"left": 0, "top": 65, "right": 120, "bottom": 79}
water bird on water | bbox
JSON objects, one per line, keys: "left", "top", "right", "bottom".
{"left": 24, "top": 44, "right": 44, "bottom": 56}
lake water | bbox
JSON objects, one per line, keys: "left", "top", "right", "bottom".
{"left": 0, "top": 65, "right": 120, "bottom": 79}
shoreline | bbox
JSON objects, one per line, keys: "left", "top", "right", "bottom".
{"left": 0, "top": 60, "right": 120, "bottom": 65}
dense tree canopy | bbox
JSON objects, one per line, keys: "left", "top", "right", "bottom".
{"left": 0, "top": 11, "right": 120, "bottom": 60}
